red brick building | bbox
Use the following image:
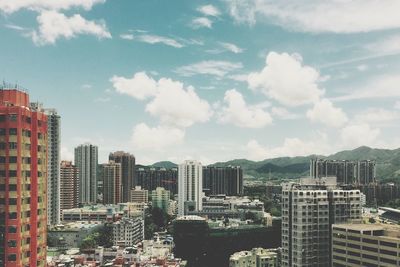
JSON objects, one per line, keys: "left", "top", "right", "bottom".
{"left": 0, "top": 87, "right": 48, "bottom": 267}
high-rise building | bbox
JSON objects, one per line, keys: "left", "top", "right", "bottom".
{"left": 310, "top": 159, "right": 376, "bottom": 185}
{"left": 101, "top": 160, "right": 122, "bottom": 204}
{"left": 44, "top": 108, "right": 60, "bottom": 226}
{"left": 74, "top": 143, "right": 98, "bottom": 205}
{"left": 203, "top": 166, "right": 243, "bottom": 196}
{"left": 178, "top": 160, "right": 203, "bottom": 216}
{"left": 109, "top": 151, "right": 135, "bottom": 203}
{"left": 152, "top": 187, "right": 170, "bottom": 212}
{"left": 135, "top": 167, "right": 177, "bottom": 194}
{"left": 0, "top": 87, "right": 48, "bottom": 267}
{"left": 60, "top": 161, "right": 79, "bottom": 212}
{"left": 130, "top": 186, "right": 148, "bottom": 203}
{"left": 281, "top": 177, "right": 361, "bottom": 267}
{"left": 332, "top": 223, "right": 400, "bottom": 266}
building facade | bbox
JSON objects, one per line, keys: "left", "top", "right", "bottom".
{"left": 109, "top": 151, "right": 135, "bottom": 203}
{"left": 44, "top": 109, "right": 61, "bottom": 226}
{"left": 74, "top": 143, "right": 98, "bottom": 205}
{"left": 281, "top": 177, "right": 362, "bottom": 267}
{"left": 112, "top": 216, "right": 144, "bottom": 247}
{"left": 101, "top": 160, "right": 122, "bottom": 205}
{"left": 130, "top": 186, "right": 148, "bottom": 203}
{"left": 332, "top": 223, "right": 400, "bottom": 266}
{"left": 310, "top": 159, "right": 376, "bottom": 185}
{"left": 178, "top": 160, "right": 203, "bottom": 216}
{"left": 0, "top": 87, "right": 48, "bottom": 267}
{"left": 135, "top": 167, "right": 177, "bottom": 194}
{"left": 60, "top": 161, "right": 79, "bottom": 212}
{"left": 152, "top": 187, "right": 170, "bottom": 212}
{"left": 229, "top": 248, "right": 279, "bottom": 267}
{"left": 203, "top": 166, "right": 243, "bottom": 196}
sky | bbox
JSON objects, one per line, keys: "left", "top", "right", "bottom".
{"left": 1, "top": 0, "right": 400, "bottom": 165}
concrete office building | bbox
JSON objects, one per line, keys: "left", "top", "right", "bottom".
{"left": 229, "top": 248, "right": 279, "bottom": 267}
{"left": 152, "top": 187, "right": 170, "bottom": 212}
{"left": 112, "top": 216, "right": 144, "bottom": 247}
{"left": 203, "top": 166, "right": 243, "bottom": 196}
{"left": 130, "top": 186, "right": 148, "bottom": 203}
{"left": 281, "top": 177, "right": 362, "bottom": 267}
{"left": 75, "top": 143, "right": 98, "bottom": 205}
{"left": 60, "top": 161, "right": 79, "bottom": 212}
{"left": 0, "top": 87, "right": 48, "bottom": 267}
{"left": 101, "top": 160, "right": 122, "bottom": 205}
{"left": 109, "top": 151, "right": 135, "bottom": 203}
{"left": 178, "top": 160, "right": 203, "bottom": 216}
{"left": 332, "top": 223, "right": 400, "bottom": 266}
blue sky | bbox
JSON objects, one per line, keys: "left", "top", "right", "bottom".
{"left": 1, "top": 0, "right": 400, "bottom": 164}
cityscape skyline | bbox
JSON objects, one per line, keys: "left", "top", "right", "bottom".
{"left": 1, "top": 1, "right": 400, "bottom": 165}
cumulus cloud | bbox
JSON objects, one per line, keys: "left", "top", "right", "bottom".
{"left": 111, "top": 72, "right": 212, "bottom": 128}
{"left": 131, "top": 123, "right": 185, "bottom": 150}
{"left": 197, "top": 4, "right": 221, "bottom": 17}
{"left": 110, "top": 72, "right": 158, "bottom": 100}
{"left": 175, "top": 60, "right": 242, "bottom": 77}
{"left": 226, "top": 0, "right": 400, "bottom": 33}
{"left": 29, "top": 10, "right": 111, "bottom": 45}
{"left": 191, "top": 17, "right": 213, "bottom": 29}
{"left": 248, "top": 52, "right": 324, "bottom": 107}
{"left": 271, "top": 107, "right": 298, "bottom": 120}
{"left": 0, "top": 0, "right": 104, "bottom": 13}
{"left": 306, "top": 99, "right": 348, "bottom": 128}
{"left": 340, "top": 124, "right": 381, "bottom": 148}
{"left": 218, "top": 89, "right": 272, "bottom": 128}
{"left": 146, "top": 78, "right": 212, "bottom": 128}
{"left": 353, "top": 108, "right": 399, "bottom": 124}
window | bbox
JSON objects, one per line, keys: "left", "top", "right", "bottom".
{"left": 8, "top": 114, "right": 17, "bottom": 122}
{"left": 8, "top": 226, "right": 17, "bottom": 233}
{"left": 0, "top": 157, "right": 6, "bottom": 163}
{"left": 9, "top": 170, "right": 17, "bottom": 177}
{"left": 8, "top": 212, "right": 17, "bottom": 219}
{"left": 7, "top": 254, "right": 17, "bottom": 261}
{"left": 9, "top": 142, "right": 17, "bottom": 149}
{"left": 8, "top": 240, "right": 17, "bottom": 247}
{"left": 9, "top": 184, "right": 17, "bottom": 191}
{"left": 0, "top": 115, "right": 5, "bottom": 122}
{"left": 9, "top": 128, "right": 17, "bottom": 135}
{"left": 9, "top": 156, "right": 17, "bottom": 163}
{"left": 8, "top": 198, "right": 17, "bottom": 205}
{"left": 0, "top": 142, "right": 5, "bottom": 149}
{"left": 0, "top": 128, "right": 5, "bottom": 135}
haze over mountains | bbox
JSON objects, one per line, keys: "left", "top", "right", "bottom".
{"left": 149, "top": 146, "right": 400, "bottom": 181}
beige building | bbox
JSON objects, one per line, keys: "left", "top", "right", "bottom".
{"left": 130, "top": 186, "right": 149, "bottom": 203}
{"left": 152, "top": 187, "right": 170, "bottom": 212}
{"left": 229, "top": 248, "right": 279, "bottom": 267}
{"left": 332, "top": 223, "right": 400, "bottom": 267}
{"left": 101, "top": 160, "right": 122, "bottom": 204}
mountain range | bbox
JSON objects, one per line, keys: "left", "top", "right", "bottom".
{"left": 150, "top": 146, "right": 400, "bottom": 182}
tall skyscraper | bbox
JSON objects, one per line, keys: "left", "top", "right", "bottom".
{"left": 44, "top": 109, "right": 60, "bottom": 226}
{"left": 109, "top": 151, "right": 135, "bottom": 202}
{"left": 310, "top": 159, "right": 376, "bottom": 185}
{"left": 101, "top": 160, "right": 122, "bottom": 204}
{"left": 203, "top": 166, "right": 243, "bottom": 196}
{"left": 281, "top": 177, "right": 361, "bottom": 267}
{"left": 135, "top": 167, "right": 177, "bottom": 194}
{"left": 0, "top": 87, "right": 48, "bottom": 267}
{"left": 74, "top": 143, "right": 98, "bottom": 205}
{"left": 178, "top": 160, "right": 203, "bottom": 216}
{"left": 60, "top": 161, "right": 79, "bottom": 212}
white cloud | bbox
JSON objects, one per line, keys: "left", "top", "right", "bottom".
{"left": 226, "top": 0, "right": 400, "bottom": 33}
{"left": 30, "top": 10, "right": 111, "bottom": 45}
{"left": 136, "top": 34, "right": 184, "bottom": 48}
{"left": 366, "top": 34, "right": 400, "bottom": 55}
{"left": 191, "top": 17, "right": 213, "bottom": 29}
{"left": 353, "top": 108, "right": 399, "bottom": 124}
{"left": 246, "top": 134, "right": 330, "bottom": 160}
{"left": 248, "top": 52, "right": 324, "bottom": 107}
{"left": 334, "top": 74, "right": 400, "bottom": 101}
{"left": 197, "top": 4, "right": 221, "bottom": 17}
{"left": 175, "top": 60, "right": 242, "bottom": 77}
{"left": 271, "top": 107, "right": 298, "bottom": 120}
{"left": 340, "top": 124, "right": 381, "bottom": 148}
{"left": 131, "top": 123, "right": 185, "bottom": 151}
{"left": 0, "top": 0, "right": 104, "bottom": 13}
{"left": 4, "top": 24, "right": 26, "bottom": 31}
{"left": 306, "top": 98, "right": 348, "bottom": 128}
{"left": 146, "top": 78, "right": 212, "bottom": 128}
{"left": 356, "top": 64, "right": 368, "bottom": 72}
{"left": 110, "top": 72, "right": 158, "bottom": 100}
{"left": 218, "top": 89, "right": 272, "bottom": 128}
{"left": 395, "top": 101, "right": 400, "bottom": 110}
{"left": 61, "top": 146, "right": 74, "bottom": 161}
{"left": 120, "top": 33, "right": 134, "bottom": 40}
{"left": 219, "top": 42, "right": 244, "bottom": 53}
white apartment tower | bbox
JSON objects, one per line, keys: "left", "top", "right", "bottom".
{"left": 45, "top": 108, "right": 61, "bottom": 226}
{"left": 178, "top": 160, "right": 203, "bottom": 216}
{"left": 74, "top": 143, "right": 98, "bottom": 205}
{"left": 281, "top": 177, "right": 361, "bottom": 267}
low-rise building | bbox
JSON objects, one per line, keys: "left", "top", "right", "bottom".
{"left": 332, "top": 223, "right": 400, "bottom": 266}
{"left": 112, "top": 216, "right": 144, "bottom": 247}
{"left": 229, "top": 248, "right": 280, "bottom": 267}
{"left": 130, "top": 186, "right": 149, "bottom": 203}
